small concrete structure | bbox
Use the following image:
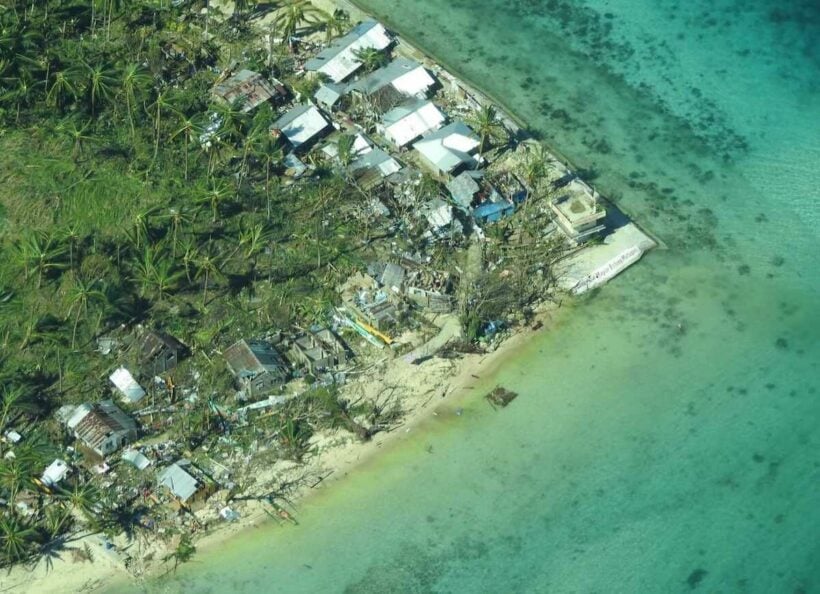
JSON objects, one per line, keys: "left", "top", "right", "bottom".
{"left": 549, "top": 178, "right": 606, "bottom": 244}
{"left": 41, "top": 459, "right": 71, "bottom": 487}
{"left": 290, "top": 328, "right": 348, "bottom": 375}
{"left": 109, "top": 367, "right": 146, "bottom": 405}
{"left": 272, "top": 104, "right": 331, "bottom": 151}
{"left": 224, "top": 339, "right": 289, "bottom": 395}
{"left": 62, "top": 401, "right": 138, "bottom": 458}
{"left": 413, "top": 121, "right": 479, "bottom": 176}
{"left": 211, "top": 69, "right": 286, "bottom": 112}
{"left": 380, "top": 99, "right": 445, "bottom": 147}
{"left": 305, "top": 20, "right": 392, "bottom": 82}
{"left": 348, "top": 57, "right": 435, "bottom": 98}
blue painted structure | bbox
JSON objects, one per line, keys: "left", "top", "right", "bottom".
{"left": 472, "top": 201, "right": 515, "bottom": 223}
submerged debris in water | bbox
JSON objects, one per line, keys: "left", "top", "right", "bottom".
{"left": 485, "top": 386, "right": 518, "bottom": 408}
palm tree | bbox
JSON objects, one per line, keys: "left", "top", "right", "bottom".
{"left": 162, "top": 533, "right": 196, "bottom": 571}
{"left": 66, "top": 277, "right": 106, "bottom": 348}
{"left": 119, "top": 64, "right": 151, "bottom": 142}
{"left": 0, "top": 513, "right": 37, "bottom": 565}
{"left": 197, "top": 178, "right": 232, "bottom": 223}
{"left": 322, "top": 8, "right": 349, "bottom": 42}
{"left": 46, "top": 66, "right": 80, "bottom": 112}
{"left": 148, "top": 89, "right": 174, "bottom": 164}
{"left": 467, "top": 104, "right": 507, "bottom": 156}
{"left": 56, "top": 118, "right": 96, "bottom": 162}
{"left": 60, "top": 224, "right": 82, "bottom": 271}
{"left": 13, "top": 231, "right": 68, "bottom": 288}
{"left": 131, "top": 206, "right": 159, "bottom": 251}
{"left": 354, "top": 47, "right": 387, "bottom": 73}
{"left": 194, "top": 247, "right": 222, "bottom": 303}
{"left": 164, "top": 205, "right": 198, "bottom": 257}
{"left": 55, "top": 479, "right": 103, "bottom": 522}
{"left": 170, "top": 112, "right": 202, "bottom": 181}
{"left": 0, "top": 65, "right": 42, "bottom": 123}
{"left": 83, "top": 61, "right": 117, "bottom": 117}
{"left": 273, "top": 0, "right": 325, "bottom": 49}
{"left": 131, "top": 246, "right": 183, "bottom": 303}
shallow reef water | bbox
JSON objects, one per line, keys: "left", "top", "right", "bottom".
{"left": 118, "top": 1, "right": 819, "bottom": 593}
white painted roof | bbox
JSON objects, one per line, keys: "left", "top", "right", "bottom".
{"left": 351, "top": 148, "right": 401, "bottom": 177}
{"left": 413, "top": 121, "right": 480, "bottom": 173}
{"left": 382, "top": 100, "right": 445, "bottom": 147}
{"left": 41, "top": 459, "right": 70, "bottom": 487}
{"left": 305, "top": 20, "right": 392, "bottom": 82}
{"left": 122, "top": 449, "right": 152, "bottom": 470}
{"left": 349, "top": 58, "right": 435, "bottom": 98}
{"left": 109, "top": 367, "right": 146, "bottom": 404}
{"left": 273, "top": 104, "right": 330, "bottom": 149}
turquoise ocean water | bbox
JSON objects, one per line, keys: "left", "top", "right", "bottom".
{"left": 116, "top": 1, "right": 819, "bottom": 592}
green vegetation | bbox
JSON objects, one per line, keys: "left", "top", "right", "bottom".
{"left": 0, "top": 0, "right": 366, "bottom": 570}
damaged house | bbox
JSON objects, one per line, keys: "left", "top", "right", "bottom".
{"left": 290, "top": 328, "right": 349, "bottom": 375}
{"left": 136, "top": 329, "right": 187, "bottom": 376}
{"left": 211, "top": 69, "right": 287, "bottom": 112}
{"left": 224, "top": 339, "right": 290, "bottom": 395}
{"left": 348, "top": 57, "right": 436, "bottom": 110}
{"left": 58, "top": 401, "right": 138, "bottom": 458}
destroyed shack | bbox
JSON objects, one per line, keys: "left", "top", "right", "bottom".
{"left": 290, "top": 328, "right": 349, "bottom": 375}
{"left": 211, "top": 69, "right": 287, "bottom": 113}
{"left": 343, "top": 273, "right": 401, "bottom": 332}
{"left": 158, "top": 459, "right": 214, "bottom": 507}
{"left": 223, "top": 339, "right": 289, "bottom": 395}
{"left": 349, "top": 148, "right": 402, "bottom": 190}
{"left": 405, "top": 268, "right": 454, "bottom": 313}
{"left": 136, "top": 329, "right": 187, "bottom": 376}
{"left": 59, "top": 401, "right": 138, "bottom": 458}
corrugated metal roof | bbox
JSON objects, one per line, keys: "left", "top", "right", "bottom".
{"left": 272, "top": 104, "right": 330, "bottom": 149}
{"left": 348, "top": 58, "right": 432, "bottom": 96}
{"left": 158, "top": 460, "right": 200, "bottom": 502}
{"left": 109, "top": 367, "right": 146, "bottom": 403}
{"left": 305, "top": 20, "right": 392, "bottom": 82}
{"left": 224, "top": 339, "right": 288, "bottom": 380}
{"left": 382, "top": 100, "right": 445, "bottom": 147}
{"left": 212, "top": 69, "right": 282, "bottom": 113}
{"left": 414, "top": 121, "right": 480, "bottom": 173}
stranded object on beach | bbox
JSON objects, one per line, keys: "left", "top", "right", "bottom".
{"left": 485, "top": 386, "right": 518, "bottom": 408}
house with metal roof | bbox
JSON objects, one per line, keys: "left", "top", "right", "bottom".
{"left": 61, "top": 400, "right": 138, "bottom": 458}
{"left": 211, "top": 69, "right": 287, "bottom": 113}
{"left": 348, "top": 57, "right": 435, "bottom": 98}
{"left": 109, "top": 366, "right": 146, "bottom": 404}
{"left": 224, "top": 339, "right": 289, "bottom": 395}
{"left": 379, "top": 99, "right": 445, "bottom": 147}
{"left": 305, "top": 20, "right": 392, "bottom": 82}
{"left": 413, "top": 121, "right": 480, "bottom": 176}
{"left": 271, "top": 104, "right": 331, "bottom": 151}
{"left": 314, "top": 82, "right": 347, "bottom": 109}
{"left": 349, "top": 148, "right": 401, "bottom": 189}
{"left": 158, "top": 459, "right": 211, "bottom": 505}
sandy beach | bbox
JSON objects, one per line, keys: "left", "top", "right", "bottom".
{"left": 3, "top": 298, "right": 561, "bottom": 593}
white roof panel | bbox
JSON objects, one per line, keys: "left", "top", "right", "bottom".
{"left": 109, "top": 367, "right": 146, "bottom": 403}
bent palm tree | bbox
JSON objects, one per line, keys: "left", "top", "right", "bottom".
{"left": 467, "top": 104, "right": 507, "bottom": 156}
{"left": 354, "top": 47, "right": 387, "bottom": 73}
{"left": 273, "top": 0, "right": 325, "bottom": 48}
